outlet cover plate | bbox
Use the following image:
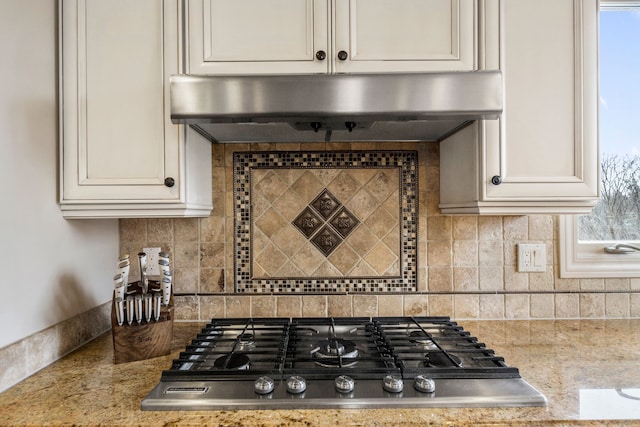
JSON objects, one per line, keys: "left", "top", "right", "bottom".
{"left": 517, "top": 243, "right": 546, "bottom": 272}
{"left": 143, "top": 247, "right": 162, "bottom": 277}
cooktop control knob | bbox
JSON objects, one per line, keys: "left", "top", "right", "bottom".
{"left": 286, "top": 376, "right": 307, "bottom": 394}
{"left": 382, "top": 375, "right": 404, "bottom": 393}
{"left": 335, "top": 375, "right": 355, "bottom": 393}
{"left": 254, "top": 376, "right": 275, "bottom": 395}
{"left": 414, "top": 375, "right": 436, "bottom": 393}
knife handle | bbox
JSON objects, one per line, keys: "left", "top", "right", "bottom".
{"left": 125, "top": 296, "right": 135, "bottom": 325}
{"left": 144, "top": 294, "right": 153, "bottom": 322}
{"left": 161, "top": 277, "right": 172, "bottom": 306}
{"left": 153, "top": 293, "right": 162, "bottom": 321}
{"left": 115, "top": 297, "right": 125, "bottom": 326}
{"left": 134, "top": 295, "right": 143, "bottom": 324}
{"left": 138, "top": 252, "right": 147, "bottom": 293}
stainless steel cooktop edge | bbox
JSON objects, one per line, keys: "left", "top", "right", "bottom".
{"left": 142, "top": 378, "right": 547, "bottom": 411}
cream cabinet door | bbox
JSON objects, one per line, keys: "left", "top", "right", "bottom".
{"left": 187, "top": 0, "right": 330, "bottom": 74}
{"left": 60, "top": 0, "right": 212, "bottom": 218}
{"left": 439, "top": 0, "right": 599, "bottom": 215}
{"left": 333, "top": 0, "right": 475, "bottom": 73}
{"left": 484, "top": 0, "right": 598, "bottom": 202}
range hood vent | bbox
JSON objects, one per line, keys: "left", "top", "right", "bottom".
{"left": 170, "top": 71, "right": 503, "bottom": 143}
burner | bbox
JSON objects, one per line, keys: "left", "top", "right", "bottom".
{"left": 312, "top": 338, "right": 359, "bottom": 367}
{"left": 214, "top": 353, "right": 250, "bottom": 370}
{"left": 236, "top": 333, "right": 255, "bottom": 348}
{"left": 424, "top": 351, "right": 462, "bottom": 368}
{"left": 408, "top": 331, "right": 439, "bottom": 350}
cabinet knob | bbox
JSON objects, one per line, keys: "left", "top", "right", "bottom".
{"left": 491, "top": 175, "right": 502, "bottom": 185}
{"left": 315, "top": 50, "right": 326, "bottom": 61}
{"left": 337, "top": 50, "right": 349, "bottom": 61}
{"left": 164, "top": 177, "right": 175, "bottom": 187}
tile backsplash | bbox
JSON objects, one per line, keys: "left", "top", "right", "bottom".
{"left": 119, "top": 141, "right": 640, "bottom": 320}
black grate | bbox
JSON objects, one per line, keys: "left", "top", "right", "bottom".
{"left": 160, "top": 316, "right": 521, "bottom": 382}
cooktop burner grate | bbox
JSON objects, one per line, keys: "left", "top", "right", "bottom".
{"left": 160, "top": 316, "right": 521, "bottom": 381}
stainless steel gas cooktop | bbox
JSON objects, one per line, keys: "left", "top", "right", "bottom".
{"left": 142, "top": 317, "right": 546, "bottom": 410}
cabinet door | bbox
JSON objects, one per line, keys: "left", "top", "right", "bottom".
{"left": 187, "top": 0, "right": 330, "bottom": 74}
{"left": 483, "top": 0, "right": 598, "bottom": 202}
{"left": 60, "top": 0, "right": 212, "bottom": 218}
{"left": 62, "top": 0, "right": 179, "bottom": 201}
{"left": 333, "top": 0, "right": 475, "bottom": 73}
{"left": 439, "top": 0, "right": 599, "bottom": 215}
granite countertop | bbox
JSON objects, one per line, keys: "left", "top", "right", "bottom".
{"left": 1, "top": 319, "right": 640, "bottom": 426}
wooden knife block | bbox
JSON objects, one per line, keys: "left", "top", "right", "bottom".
{"left": 111, "top": 281, "right": 174, "bottom": 364}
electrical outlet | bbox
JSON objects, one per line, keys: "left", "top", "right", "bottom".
{"left": 517, "top": 243, "right": 546, "bottom": 272}
{"left": 143, "top": 247, "right": 162, "bottom": 277}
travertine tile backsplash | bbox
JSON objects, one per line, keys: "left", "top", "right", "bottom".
{"left": 119, "top": 142, "right": 640, "bottom": 320}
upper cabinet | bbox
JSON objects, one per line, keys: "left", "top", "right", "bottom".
{"left": 59, "top": 0, "right": 598, "bottom": 217}
{"left": 186, "top": 0, "right": 476, "bottom": 75}
{"left": 439, "top": 0, "right": 599, "bottom": 214}
{"left": 333, "top": 0, "right": 475, "bottom": 73}
{"left": 59, "top": 0, "right": 212, "bottom": 218}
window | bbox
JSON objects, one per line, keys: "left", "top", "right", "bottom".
{"left": 560, "top": 1, "right": 640, "bottom": 277}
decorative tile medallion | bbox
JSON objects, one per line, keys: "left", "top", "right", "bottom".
{"left": 310, "top": 225, "right": 342, "bottom": 257}
{"left": 310, "top": 189, "right": 341, "bottom": 220}
{"left": 292, "top": 189, "right": 360, "bottom": 256}
{"left": 292, "top": 207, "right": 323, "bottom": 238}
{"left": 329, "top": 206, "right": 359, "bottom": 239}
{"left": 233, "top": 151, "right": 418, "bottom": 293}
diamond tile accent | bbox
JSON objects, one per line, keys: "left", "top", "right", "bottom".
{"left": 310, "top": 189, "right": 341, "bottom": 220}
{"left": 292, "top": 207, "right": 324, "bottom": 238}
{"left": 292, "top": 189, "right": 360, "bottom": 257}
{"left": 329, "top": 206, "right": 360, "bottom": 239}
{"left": 310, "top": 226, "right": 342, "bottom": 256}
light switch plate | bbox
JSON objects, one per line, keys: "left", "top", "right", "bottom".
{"left": 517, "top": 243, "right": 546, "bottom": 272}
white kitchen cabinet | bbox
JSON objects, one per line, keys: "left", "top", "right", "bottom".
{"left": 439, "top": 0, "right": 599, "bottom": 214}
{"left": 60, "top": 0, "right": 212, "bottom": 218}
{"left": 333, "top": 0, "right": 475, "bottom": 73}
{"left": 186, "top": 0, "right": 475, "bottom": 75}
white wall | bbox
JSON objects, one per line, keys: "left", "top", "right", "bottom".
{"left": 0, "top": 0, "right": 119, "bottom": 349}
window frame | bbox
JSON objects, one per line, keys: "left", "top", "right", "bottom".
{"left": 559, "top": 216, "right": 640, "bottom": 278}
{"left": 560, "top": 0, "right": 640, "bottom": 278}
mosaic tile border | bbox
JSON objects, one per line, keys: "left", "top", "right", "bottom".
{"left": 233, "top": 151, "right": 418, "bottom": 293}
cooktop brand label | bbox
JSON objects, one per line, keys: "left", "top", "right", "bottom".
{"left": 233, "top": 151, "right": 418, "bottom": 293}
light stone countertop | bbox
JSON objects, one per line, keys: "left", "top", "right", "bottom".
{"left": 1, "top": 319, "right": 640, "bottom": 426}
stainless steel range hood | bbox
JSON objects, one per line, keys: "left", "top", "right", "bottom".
{"left": 170, "top": 71, "right": 503, "bottom": 143}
